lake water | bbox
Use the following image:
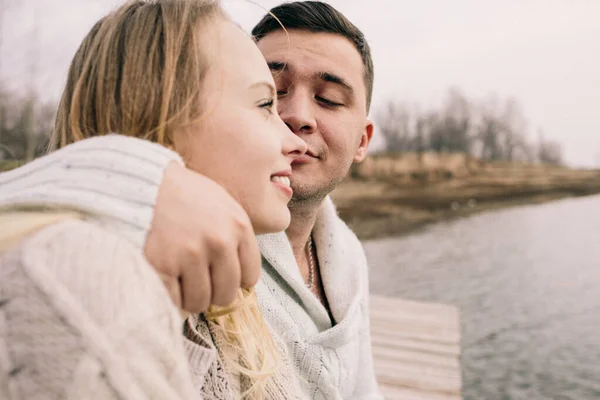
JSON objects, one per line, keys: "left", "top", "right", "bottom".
{"left": 364, "top": 194, "right": 600, "bottom": 400}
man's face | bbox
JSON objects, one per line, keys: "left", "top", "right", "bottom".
{"left": 257, "top": 30, "right": 373, "bottom": 205}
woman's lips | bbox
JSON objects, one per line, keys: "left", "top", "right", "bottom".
{"left": 270, "top": 175, "right": 293, "bottom": 198}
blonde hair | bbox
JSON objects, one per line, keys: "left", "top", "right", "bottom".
{"left": 48, "top": 0, "right": 280, "bottom": 396}
{"left": 52, "top": 0, "right": 218, "bottom": 149}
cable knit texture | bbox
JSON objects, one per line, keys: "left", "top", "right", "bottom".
{"left": 0, "top": 220, "right": 200, "bottom": 400}
{"left": 184, "top": 315, "right": 305, "bottom": 400}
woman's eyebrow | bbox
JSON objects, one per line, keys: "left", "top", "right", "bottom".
{"left": 248, "top": 81, "right": 276, "bottom": 97}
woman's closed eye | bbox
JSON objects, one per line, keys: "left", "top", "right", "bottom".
{"left": 259, "top": 99, "right": 275, "bottom": 114}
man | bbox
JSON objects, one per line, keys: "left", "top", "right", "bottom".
{"left": 249, "top": 2, "right": 382, "bottom": 398}
{"left": 0, "top": 2, "right": 381, "bottom": 398}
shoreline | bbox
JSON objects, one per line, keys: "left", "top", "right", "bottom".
{"left": 3, "top": 160, "right": 600, "bottom": 241}
{"left": 331, "top": 167, "right": 600, "bottom": 241}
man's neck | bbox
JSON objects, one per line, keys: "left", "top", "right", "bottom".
{"left": 286, "top": 202, "right": 322, "bottom": 264}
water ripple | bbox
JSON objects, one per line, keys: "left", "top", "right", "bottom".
{"left": 364, "top": 194, "right": 600, "bottom": 400}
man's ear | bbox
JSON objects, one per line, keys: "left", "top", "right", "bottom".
{"left": 353, "top": 119, "right": 374, "bottom": 163}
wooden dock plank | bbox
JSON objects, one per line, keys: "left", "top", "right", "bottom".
{"left": 372, "top": 332, "right": 460, "bottom": 357}
{"left": 379, "top": 384, "right": 462, "bottom": 400}
{"left": 370, "top": 295, "right": 462, "bottom": 399}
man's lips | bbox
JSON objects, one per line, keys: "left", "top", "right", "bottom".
{"left": 292, "top": 154, "right": 316, "bottom": 165}
{"left": 292, "top": 150, "right": 318, "bottom": 165}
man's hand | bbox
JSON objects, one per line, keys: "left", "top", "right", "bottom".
{"left": 144, "top": 162, "right": 261, "bottom": 313}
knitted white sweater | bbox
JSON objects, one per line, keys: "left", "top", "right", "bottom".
{"left": 0, "top": 219, "right": 202, "bottom": 400}
{"left": 0, "top": 217, "right": 304, "bottom": 400}
{"left": 0, "top": 135, "right": 383, "bottom": 399}
{"left": 256, "top": 199, "right": 382, "bottom": 399}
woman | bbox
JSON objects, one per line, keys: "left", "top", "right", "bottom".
{"left": 0, "top": 0, "right": 308, "bottom": 398}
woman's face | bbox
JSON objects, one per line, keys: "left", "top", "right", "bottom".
{"left": 174, "top": 19, "right": 307, "bottom": 234}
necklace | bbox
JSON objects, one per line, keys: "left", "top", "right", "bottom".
{"left": 306, "top": 234, "right": 315, "bottom": 289}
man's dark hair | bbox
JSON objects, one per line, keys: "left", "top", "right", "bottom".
{"left": 251, "top": 1, "right": 374, "bottom": 112}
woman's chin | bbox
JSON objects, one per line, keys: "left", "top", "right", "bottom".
{"left": 252, "top": 210, "right": 291, "bottom": 235}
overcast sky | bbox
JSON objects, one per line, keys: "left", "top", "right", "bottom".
{"left": 2, "top": 0, "right": 599, "bottom": 167}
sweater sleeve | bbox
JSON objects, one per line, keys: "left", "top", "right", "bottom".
{"left": 0, "top": 219, "right": 206, "bottom": 400}
{"left": 0, "top": 135, "right": 183, "bottom": 249}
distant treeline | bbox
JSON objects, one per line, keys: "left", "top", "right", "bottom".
{"left": 0, "top": 86, "right": 55, "bottom": 161}
{"left": 0, "top": 85, "right": 564, "bottom": 166}
{"left": 376, "top": 88, "right": 563, "bottom": 165}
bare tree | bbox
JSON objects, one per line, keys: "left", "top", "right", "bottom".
{"left": 0, "top": 0, "right": 48, "bottom": 162}
{"left": 537, "top": 130, "right": 563, "bottom": 165}
{"left": 417, "top": 89, "right": 472, "bottom": 154}
{"left": 414, "top": 112, "right": 427, "bottom": 161}
{"left": 375, "top": 89, "right": 561, "bottom": 166}
{"left": 472, "top": 95, "right": 534, "bottom": 162}
{"left": 0, "top": 0, "right": 6, "bottom": 149}
{"left": 0, "top": 89, "right": 53, "bottom": 160}
{"left": 439, "top": 88, "right": 472, "bottom": 153}
{"left": 377, "top": 100, "right": 413, "bottom": 153}
{"left": 476, "top": 95, "right": 504, "bottom": 161}
{"left": 499, "top": 98, "right": 519, "bottom": 161}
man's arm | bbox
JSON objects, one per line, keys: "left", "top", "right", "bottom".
{"left": 0, "top": 134, "right": 180, "bottom": 248}
{"left": 0, "top": 135, "right": 261, "bottom": 313}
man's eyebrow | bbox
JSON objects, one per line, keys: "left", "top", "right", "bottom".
{"left": 267, "top": 62, "right": 354, "bottom": 94}
{"left": 318, "top": 72, "right": 354, "bottom": 93}
{"left": 267, "top": 61, "right": 287, "bottom": 72}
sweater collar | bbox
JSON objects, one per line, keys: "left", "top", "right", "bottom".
{"left": 257, "top": 196, "right": 364, "bottom": 328}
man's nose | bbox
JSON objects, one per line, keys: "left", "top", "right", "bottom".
{"left": 278, "top": 90, "right": 317, "bottom": 134}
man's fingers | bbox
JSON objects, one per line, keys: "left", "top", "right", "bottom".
{"left": 180, "top": 257, "right": 212, "bottom": 314}
{"left": 158, "top": 273, "right": 183, "bottom": 309}
{"left": 238, "top": 231, "right": 261, "bottom": 289}
{"left": 208, "top": 240, "right": 241, "bottom": 306}
{"left": 145, "top": 163, "right": 261, "bottom": 311}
